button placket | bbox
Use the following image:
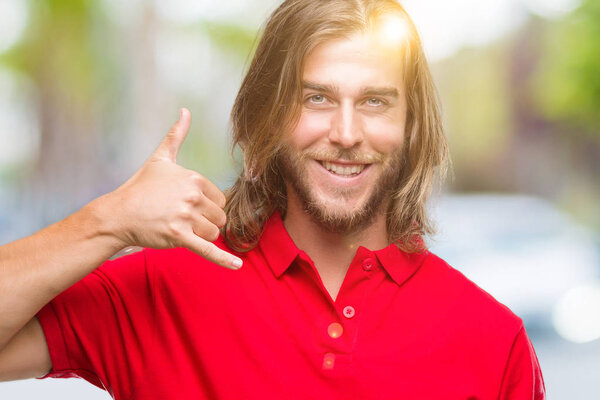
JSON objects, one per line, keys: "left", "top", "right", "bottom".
{"left": 330, "top": 252, "right": 375, "bottom": 355}
{"left": 327, "top": 322, "right": 343, "bottom": 339}
{"left": 342, "top": 305, "right": 355, "bottom": 319}
{"left": 321, "top": 251, "right": 375, "bottom": 370}
{"left": 322, "top": 353, "right": 335, "bottom": 370}
{"left": 322, "top": 323, "right": 342, "bottom": 370}
{"left": 362, "top": 257, "right": 375, "bottom": 272}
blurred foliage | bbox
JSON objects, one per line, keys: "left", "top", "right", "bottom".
{"left": 203, "top": 22, "right": 259, "bottom": 60}
{"left": 433, "top": 6, "right": 599, "bottom": 231}
{"left": 434, "top": 44, "right": 513, "bottom": 166}
{"left": 169, "top": 22, "right": 259, "bottom": 182}
{"left": 0, "top": 0, "right": 258, "bottom": 184}
{"left": 0, "top": 0, "right": 112, "bottom": 107}
{"left": 532, "top": 0, "right": 600, "bottom": 136}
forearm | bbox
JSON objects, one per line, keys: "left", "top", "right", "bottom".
{"left": 0, "top": 195, "right": 125, "bottom": 350}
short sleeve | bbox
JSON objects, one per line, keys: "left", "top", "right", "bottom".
{"left": 498, "top": 324, "right": 546, "bottom": 400}
{"left": 36, "top": 249, "right": 155, "bottom": 397}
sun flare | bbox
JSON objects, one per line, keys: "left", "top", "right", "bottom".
{"left": 376, "top": 15, "right": 410, "bottom": 47}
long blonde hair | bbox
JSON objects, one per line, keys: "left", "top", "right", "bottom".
{"left": 224, "top": 0, "right": 449, "bottom": 253}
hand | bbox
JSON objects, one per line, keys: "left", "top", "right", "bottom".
{"left": 105, "top": 108, "right": 243, "bottom": 270}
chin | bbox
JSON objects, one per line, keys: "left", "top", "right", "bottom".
{"left": 303, "top": 194, "right": 380, "bottom": 234}
{"left": 312, "top": 191, "right": 370, "bottom": 213}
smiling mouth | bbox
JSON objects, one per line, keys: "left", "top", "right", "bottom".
{"left": 319, "top": 160, "right": 368, "bottom": 177}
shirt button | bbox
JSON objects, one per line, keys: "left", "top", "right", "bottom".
{"left": 362, "top": 258, "right": 374, "bottom": 271}
{"left": 343, "top": 306, "right": 355, "bottom": 319}
{"left": 322, "top": 353, "right": 335, "bottom": 370}
{"left": 327, "top": 322, "right": 343, "bottom": 339}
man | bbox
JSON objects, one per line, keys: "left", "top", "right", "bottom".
{"left": 0, "top": 0, "right": 545, "bottom": 399}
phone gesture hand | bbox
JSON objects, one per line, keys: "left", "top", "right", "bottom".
{"left": 109, "top": 108, "right": 242, "bottom": 270}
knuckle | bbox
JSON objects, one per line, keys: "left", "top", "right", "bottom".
{"left": 165, "top": 130, "right": 178, "bottom": 143}
{"left": 217, "top": 211, "right": 227, "bottom": 228}
{"left": 167, "top": 222, "right": 183, "bottom": 240}
{"left": 203, "top": 245, "right": 217, "bottom": 260}
{"left": 209, "top": 225, "right": 220, "bottom": 241}
{"left": 179, "top": 206, "right": 193, "bottom": 220}
{"left": 190, "top": 172, "right": 206, "bottom": 185}
{"left": 185, "top": 191, "right": 203, "bottom": 206}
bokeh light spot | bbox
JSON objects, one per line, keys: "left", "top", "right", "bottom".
{"left": 553, "top": 281, "right": 600, "bottom": 343}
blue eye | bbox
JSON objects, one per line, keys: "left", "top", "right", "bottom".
{"left": 366, "top": 98, "right": 383, "bottom": 106}
{"left": 309, "top": 95, "right": 326, "bottom": 103}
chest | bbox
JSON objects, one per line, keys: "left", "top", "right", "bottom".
{"left": 143, "top": 260, "right": 505, "bottom": 400}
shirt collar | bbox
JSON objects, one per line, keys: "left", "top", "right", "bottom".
{"left": 373, "top": 243, "right": 429, "bottom": 287}
{"left": 258, "top": 211, "right": 428, "bottom": 285}
{"left": 258, "top": 211, "right": 300, "bottom": 278}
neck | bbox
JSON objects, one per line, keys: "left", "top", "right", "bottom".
{"left": 282, "top": 191, "right": 389, "bottom": 270}
{"left": 282, "top": 191, "right": 389, "bottom": 301}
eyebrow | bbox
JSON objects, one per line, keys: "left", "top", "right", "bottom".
{"left": 302, "top": 80, "right": 399, "bottom": 98}
{"left": 361, "top": 87, "right": 399, "bottom": 98}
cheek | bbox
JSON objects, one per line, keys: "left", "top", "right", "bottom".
{"left": 364, "top": 120, "right": 405, "bottom": 153}
{"left": 288, "top": 111, "right": 331, "bottom": 149}
{"left": 362, "top": 105, "right": 407, "bottom": 153}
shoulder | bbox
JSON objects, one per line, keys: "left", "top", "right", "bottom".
{"left": 141, "top": 236, "right": 258, "bottom": 285}
{"left": 139, "top": 238, "right": 269, "bottom": 313}
{"left": 418, "top": 251, "right": 523, "bottom": 335}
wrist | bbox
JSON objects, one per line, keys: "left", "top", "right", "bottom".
{"left": 82, "top": 193, "right": 130, "bottom": 250}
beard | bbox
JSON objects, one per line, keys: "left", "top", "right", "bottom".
{"left": 278, "top": 144, "right": 405, "bottom": 234}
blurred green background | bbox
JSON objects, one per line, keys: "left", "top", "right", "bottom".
{"left": 0, "top": 0, "right": 599, "bottom": 398}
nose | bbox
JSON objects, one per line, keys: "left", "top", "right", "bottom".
{"left": 329, "top": 102, "right": 363, "bottom": 148}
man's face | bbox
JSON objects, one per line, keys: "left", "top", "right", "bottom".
{"left": 280, "top": 32, "right": 408, "bottom": 233}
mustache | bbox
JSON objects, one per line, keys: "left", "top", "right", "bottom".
{"left": 299, "top": 148, "right": 384, "bottom": 164}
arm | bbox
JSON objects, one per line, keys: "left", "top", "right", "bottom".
{"left": 0, "top": 318, "right": 50, "bottom": 380}
{"left": 0, "top": 108, "right": 243, "bottom": 380}
{"left": 498, "top": 324, "right": 546, "bottom": 400}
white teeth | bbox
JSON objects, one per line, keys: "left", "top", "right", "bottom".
{"left": 322, "top": 161, "right": 365, "bottom": 176}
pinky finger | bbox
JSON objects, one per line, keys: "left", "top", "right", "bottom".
{"left": 181, "top": 233, "right": 243, "bottom": 270}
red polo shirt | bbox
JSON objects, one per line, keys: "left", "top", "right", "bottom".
{"left": 37, "top": 212, "right": 545, "bottom": 399}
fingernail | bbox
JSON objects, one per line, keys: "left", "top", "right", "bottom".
{"left": 232, "top": 258, "right": 243, "bottom": 269}
{"left": 178, "top": 108, "right": 183, "bottom": 121}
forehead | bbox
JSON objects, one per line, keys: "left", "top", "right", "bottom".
{"left": 302, "top": 32, "right": 405, "bottom": 91}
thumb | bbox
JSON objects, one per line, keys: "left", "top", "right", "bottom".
{"left": 153, "top": 108, "right": 191, "bottom": 162}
